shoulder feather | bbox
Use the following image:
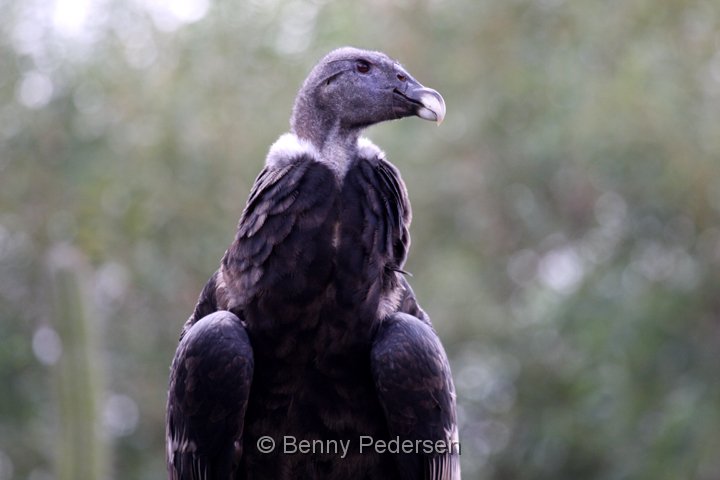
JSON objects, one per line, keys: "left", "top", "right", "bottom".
{"left": 357, "top": 136, "right": 386, "bottom": 162}
{"left": 265, "top": 133, "right": 319, "bottom": 168}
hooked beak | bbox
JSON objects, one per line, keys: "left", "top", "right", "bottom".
{"left": 393, "top": 84, "right": 446, "bottom": 125}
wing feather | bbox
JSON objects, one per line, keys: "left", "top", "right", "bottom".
{"left": 166, "top": 311, "right": 253, "bottom": 480}
{"left": 371, "top": 313, "right": 460, "bottom": 480}
{"left": 224, "top": 151, "right": 337, "bottom": 309}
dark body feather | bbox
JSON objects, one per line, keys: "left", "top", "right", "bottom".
{"left": 166, "top": 47, "right": 459, "bottom": 480}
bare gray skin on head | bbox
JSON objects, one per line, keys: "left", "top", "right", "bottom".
{"left": 291, "top": 47, "right": 445, "bottom": 175}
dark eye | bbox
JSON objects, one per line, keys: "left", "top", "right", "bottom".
{"left": 397, "top": 73, "right": 407, "bottom": 82}
{"left": 356, "top": 60, "right": 371, "bottom": 74}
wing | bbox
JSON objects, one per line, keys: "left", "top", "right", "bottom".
{"left": 371, "top": 312, "right": 461, "bottom": 480}
{"left": 347, "top": 155, "right": 412, "bottom": 274}
{"left": 336, "top": 144, "right": 413, "bottom": 317}
{"left": 169, "top": 140, "right": 331, "bottom": 479}
{"left": 166, "top": 311, "right": 253, "bottom": 480}
{"left": 180, "top": 270, "right": 226, "bottom": 339}
{"left": 221, "top": 154, "right": 338, "bottom": 312}
{"left": 179, "top": 144, "right": 336, "bottom": 332}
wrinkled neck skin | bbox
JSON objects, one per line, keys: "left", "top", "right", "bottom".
{"left": 290, "top": 92, "right": 361, "bottom": 177}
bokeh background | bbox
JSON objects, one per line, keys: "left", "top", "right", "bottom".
{"left": 2, "top": 0, "right": 720, "bottom": 478}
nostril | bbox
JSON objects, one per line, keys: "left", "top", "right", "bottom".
{"left": 397, "top": 73, "right": 407, "bottom": 82}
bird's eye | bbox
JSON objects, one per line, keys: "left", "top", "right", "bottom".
{"left": 397, "top": 73, "right": 407, "bottom": 82}
{"left": 356, "top": 61, "right": 371, "bottom": 74}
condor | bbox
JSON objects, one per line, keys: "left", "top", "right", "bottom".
{"left": 166, "top": 47, "right": 459, "bottom": 480}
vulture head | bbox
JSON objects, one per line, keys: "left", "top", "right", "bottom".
{"left": 291, "top": 47, "right": 446, "bottom": 148}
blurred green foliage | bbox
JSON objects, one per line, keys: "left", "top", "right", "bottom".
{"left": 1, "top": 0, "right": 720, "bottom": 478}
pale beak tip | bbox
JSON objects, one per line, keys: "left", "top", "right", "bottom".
{"left": 419, "top": 90, "right": 446, "bottom": 126}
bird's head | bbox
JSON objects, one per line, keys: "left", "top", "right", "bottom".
{"left": 291, "top": 47, "right": 446, "bottom": 147}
